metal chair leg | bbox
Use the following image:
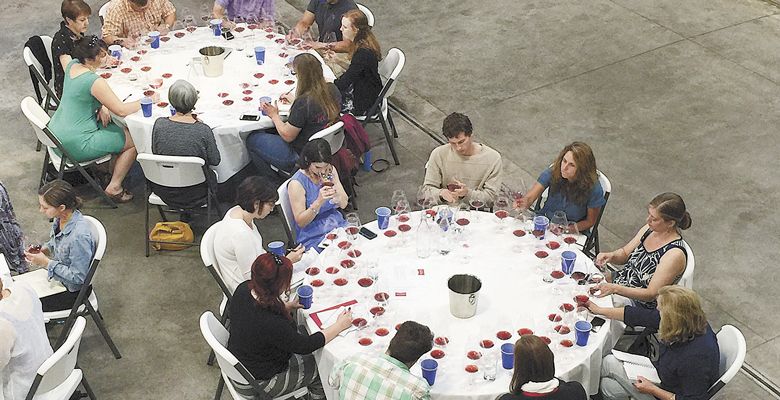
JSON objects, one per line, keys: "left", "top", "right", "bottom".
{"left": 379, "top": 115, "right": 400, "bottom": 165}
{"left": 145, "top": 185, "right": 151, "bottom": 258}
{"left": 387, "top": 110, "right": 398, "bottom": 138}
{"left": 214, "top": 376, "right": 225, "bottom": 400}
{"left": 85, "top": 301, "right": 122, "bottom": 359}
{"left": 81, "top": 374, "right": 98, "bottom": 400}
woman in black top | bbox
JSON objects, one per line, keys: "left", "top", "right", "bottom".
{"left": 334, "top": 9, "right": 382, "bottom": 116}
{"left": 52, "top": 0, "right": 92, "bottom": 98}
{"left": 498, "top": 335, "right": 587, "bottom": 400}
{"left": 227, "top": 253, "right": 352, "bottom": 399}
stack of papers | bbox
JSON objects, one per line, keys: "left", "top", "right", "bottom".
{"left": 611, "top": 349, "right": 661, "bottom": 383}
{"left": 13, "top": 269, "right": 67, "bottom": 298}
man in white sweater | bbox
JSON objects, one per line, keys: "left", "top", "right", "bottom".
{"left": 422, "top": 112, "right": 502, "bottom": 206}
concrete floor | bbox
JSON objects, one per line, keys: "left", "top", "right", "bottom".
{"left": 2, "top": 0, "right": 780, "bottom": 398}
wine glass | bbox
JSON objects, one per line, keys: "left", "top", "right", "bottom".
{"left": 563, "top": 222, "right": 579, "bottom": 247}
{"left": 199, "top": 4, "right": 212, "bottom": 24}
{"left": 277, "top": 25, "right": 288, "bottom": 49}
{"left": 345, "top": 212, "right": 361, "bottom": 242}
{"left": 288, "top": 28, "right": 303, "bottom": 49}
{"left": 245, "top": 14, "right": 258, "bottom": 38}
{"left": 300, "top": 29, "right": 314, "bottom": 50}
{"left": 493, "top": 195, "right": 511, "bottom": 230}
{"left": 550, "top": 211, "right": 568, "bottom": 237}
{"left": 322, "top": 32, "right": 337, "bottom": 60}
{"left": 184, "top": 15, "right": 196, "bottom": 33}
{"left": 232, "top": 16, "right": 246, "bottom": 34}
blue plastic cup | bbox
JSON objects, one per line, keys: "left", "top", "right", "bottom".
{"left": 140, "top": 97, "right": 153, "bottom": 117}
{"left": 533, "top": 215, "right": 549, "bottom": 240}
{"left": 268, "top": 241, "right": 285, "bottom": 256}
{"left": 258, "top": 96, "right": 272, "bottom": 116}
{"left": 254, "top": 46, "right": 266, "bottom": 65}
{"left": 210, "top": 19, "right": 222, "bottom": 36}
{"left": 362, "top": 150, "right": 372, "bottom": 172}
{"left": 108, "top": 44, "right": 122, "bottom": 60}
{"left": 297, "top": 285, "right": 313, "bottom": 309}
{"left": 501, "top": 343, "right": 514, "bottom": 369}
{"left": 375, "top": 207, "right": 391, "bottom": 230}
{"left": 575, "top": 320, "right": 592, "bottom": 346}
{"left": 561, "top": 250, "right": 577, "bottom": 275}
{"left": 420, "top": 359, "right": 438, "bottom": 386}
{"left": 169, "top": 105, "right": 176, "bottom": 116}
{"left": 148, "top": 31, "right": 160, "bottom": 49}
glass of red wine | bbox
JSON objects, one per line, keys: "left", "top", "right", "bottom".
{"left": 563, "top": 222, "right": 579, "bottom": 247}
{"left": 493, "top": 195, "right": 511, "bottom": 230}
{"left": 469, "top": 197, "right": 484, "bottom": 221}
{"left": 549, "top": 211, "right": 567, "bottom": 237}
{"left": 25, "top": 231, "right": 42, "bottom": 255}
{"left": 345, "top": 213, "right": 360, "bottom": 242}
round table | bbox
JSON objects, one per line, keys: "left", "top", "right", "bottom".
{"left": 101, "top": 26, "right": 336, "bottom": 182}
{"left": 301, "top": 210, "right": 621, "bottom": 399}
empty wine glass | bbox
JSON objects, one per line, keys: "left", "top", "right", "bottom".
{"left": 322, "top": 32, "right": 337, "bottom": 60}
{"left": 550, "top": 211, "right": 567, "bottom": 237}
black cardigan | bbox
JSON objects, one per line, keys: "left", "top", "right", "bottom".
{"left": 334, "top": 47, "right": 382, "bottom": 116}
{"left": 227, "top": 281, "right": 325, "bottom": 380}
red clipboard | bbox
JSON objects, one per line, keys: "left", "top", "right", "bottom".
{"left": 309, "top": 299, "right": 358, "bottom": 329}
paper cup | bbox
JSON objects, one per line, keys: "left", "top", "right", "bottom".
{"left": 140, "top": 97, "right": 153, "bottom": 117}
{"left": 148, "top": 31, "right": 160, "bottom": 49}
{"left": 254, "top": 46, "right": 266, "bottom": 65}
{"left": 533, "top": 215, "right": 549, "bottom": 240}
{"left": 210, "top": 19, "right": 222, "bottom": 36}
{"left": 108, "top": 44, "right": 122, "bottom": 60}
{"left": 561, "top": 251, "right": 577, "bottom": 275}
{"left": 420, "top": 359, "right": 438, "bottom": 386}
{"left": 297, "top": 285, "right": 313, "bottom": 309}
{"left": 575, "top": 320, "right": 592, "bottom": 346}
{"left": 501, "top": 343, "right": 514, "bottom": 369}
{"left": 375, "top": 207, "right": 391, "bottom": 230}
{"left": 267, "top": 241, "right": 285, "bottom": 256}
{"left": 259, "top": 96, "right": 272, "bottom": 115}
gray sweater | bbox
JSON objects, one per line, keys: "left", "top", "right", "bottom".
{"left": 151, "top": 117, "right": 221, "bottom": 166}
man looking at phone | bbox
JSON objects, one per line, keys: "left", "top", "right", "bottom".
{"left": 290, "top": 0, "right": 357, "bottom": 52}
{"left": 102, "top": 0, "right": 176, "bottom": 48}
{"left": 421, "top": 112, "right": 502, "bottom": 206}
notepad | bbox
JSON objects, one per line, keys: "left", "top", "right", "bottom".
{"left": 611, "top": 349, "right": 661, "bottom": 383}
{"left": 12, "top": 269, "right": 67, "bottom": 298}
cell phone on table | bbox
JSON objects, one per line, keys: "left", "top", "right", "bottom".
{"left": 240, "top": 114, "right": 261, "bottom": 121}
{"left": 591, "top": 317, "right": 606, "bottom": 333}
{"left": 359, "top": 227, "right": 377, "bottom": 240}
{"left": 221, "top": 31, "right": 235, "bottom": 40}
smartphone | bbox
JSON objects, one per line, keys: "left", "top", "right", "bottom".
{"left": 240, "top": 114, "right": 261, "bottom": 121}
{"left": 359, "top": 227, "right": 377, "bottom": 240}
{"left": 221, "top": 31, "right": 235, "bottom": 40}
{"left": 591, "top": 317, "right": 606, "bottom": 333}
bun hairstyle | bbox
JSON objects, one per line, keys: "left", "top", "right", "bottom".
{"left": 297, "top": 139, "right": 332, "bottom": 170}
{"left": 248, "top": 253, "right": 293, "bottom": 319}
{"left": 235, "top": 176, "right": 279, "bottom": 214}
{"left": 650, "top": 192, "right": 692, "bottom": 230}
{"left": 72, "top": 35, "right": 107, "bottom": 63}
{"left": 39, "top": 180, "right": 83, "bottom": 210}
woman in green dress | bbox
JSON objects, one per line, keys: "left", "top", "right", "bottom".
{"left": 47, "top": 35, "right": 140, "bottom": 202}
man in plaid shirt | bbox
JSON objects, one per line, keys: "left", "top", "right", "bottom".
{"left": 102, "top": 0, "right": 176, "bottom": 47}
{"left": 329, "top": 321, "right": 434, "bottom": 400}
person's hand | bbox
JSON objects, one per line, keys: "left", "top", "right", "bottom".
{"left": 222, "top": 19, "right": 236, "bottom": 30}
{"left": 452, "top": 179, "right": 468, "bottom": 198}
{"left": 308, "top": 41, "right": 327, "bottom": 50}
{"left": 286, "top": 244, "right": 305, "bottom": 263}
{"left": 97, "top": 106, "right": 112, "bottom": 127}
{"left": 260, "top": 101, "right": 279, "bottom": 118}
{"left": 595, "top": 252, "right": 612, "bottom": 267}
{"left": 157, "top": 24, "right": 170, "bottom": 36}
{"left": 633, "top": 376, "right": 657, "bottom": 394}
{"left": 279, "top": 92, "right": 295, "bottom": 105}
{"left": 439, "top": 188, "right": 456, "bottom": 203}
{"left": 594, "top": 282, "right": 621, "bottom": 298}
{"left": 584, "top": 300, "right": 604, "bottom": 315}
{"left": 333, "top": 308, "right": 353, "bottom": 332}
{"left": 24, "top": 251, "right": 50, "bottom": 267}
{"left": 284, "top": 296, "right": 304, "bottom": 313}
{"left": 317, "top": 185, "right": 336, "bottom": 203}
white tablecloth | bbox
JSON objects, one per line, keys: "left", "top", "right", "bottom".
{"left": 301, "top": 211, "right": 621, "bottom": 399}
{"left": 103, "top": 27, "right": 335, "bottom": 182}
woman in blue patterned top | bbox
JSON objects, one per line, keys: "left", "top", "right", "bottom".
{"left": 593, "top": 193, "right": 690, "bottom": 309}
{"left": 23, "top": 180, "right": 96, "bottom": 311}
{"left": 520, "top": 142, "right": 605, "bottom": 232}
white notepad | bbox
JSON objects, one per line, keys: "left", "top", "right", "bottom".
{"left": 611, "top": 349, "right": 661, "bottom": 383}
{"left": 12, "top": 269, "right": 67, "bottom": 298}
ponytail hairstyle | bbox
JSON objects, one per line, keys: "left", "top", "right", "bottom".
{"left": 248, "top": 253, "right": 293, "bottom": 319}
{"left": 71, "top": 35, "right": 107, "bottom": 63}
{"left": 39, "top": 180, "right": 83, "bottom": 210}
{"left": 649, "top": 192, "right": 692, "bottom": 230}
{"left": 343, "top": 9, "right": 382, "bottom": 61}
{"left": 296, "top": 138, "right": 333, "bottom": 170}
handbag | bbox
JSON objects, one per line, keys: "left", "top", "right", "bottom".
{"left": 149, "top": 221, "right": 194, "bottom": 251}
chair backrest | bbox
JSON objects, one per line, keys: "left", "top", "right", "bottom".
{"left": 136, "top": 153, "right": 208, "bottom": 188}
{"left": 378, "top": 48, "right": 405, "bottom": 98}
{"left": 199, "top": 311, "right": 256, "bottom": 385}
{"left": 20, "top": 96, "right": 57, "bottom": 148}
{"left": 200, "top": 223, "right": 233, "bottom": 300}
{"left": 707, "top": 325, "right": 746, "bottom": 398}
{"left": 309, "top": 121, "right": 345, "bottom": 155}
{"left": 276, "top": 178, "right": 296, "bottom": 243}
{"left": 23, "top": 36, "right": 59, "bottom": 108}
{"left": 356, "top": 3, "right": 374, "bottom": 27}
{"left": 99, "top": 1, "right": 112, "bottom": 24}
{"left": 28, "top": 316, "right": 86, "bottom": 397}
{"left": 678, "top": 239, "right": 695, "bottom": 289}
{"left": 82, "top": 215, "right": 108, "bottom": 262}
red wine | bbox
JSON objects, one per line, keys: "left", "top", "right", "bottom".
{"left": 496, "top": 330, "right": 512, "bottom": 340}
{"left": 467, "top": 350, "right": 482, "bottom": 360}
{"left": 305, "top": 267, "right": 320, "bottom": 275}
{"left": 370, "top": 306, "right": 385, "bottom": 316}
{"left": 352, "top": 318, "right": 367, "bottom": 327}
{"left": 494, "top": 210, "right": 509, "bottom": 219}
{"left": 322, "top": 181, "right": 334, "bottom": 187}
{"left": 375, "top": 328, "right": 389, "bottom": 336}
{"left": 358, "top": 278, "right": 373, "bottom": 287}
{"left": 358, "top": 338, "right": 373, "bottom": 346}
{"left": 517, "top": 328, "right": 534, "bottom": 336}
{"left": 431, "top": 349, "right": 445, "bottom": 359}
{"left": 564, "top": 236, "right": 577, "bottom": 244}
{"left": 480, "top": 339, "right": 494, "bottom": 348}
{"left": 434, "top": 336, "right": 449, "bottom": 346}
{"left": 340, "top": 260, "right": 355, "bottom": 268}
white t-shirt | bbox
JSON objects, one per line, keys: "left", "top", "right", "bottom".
{"left": 212, "top": 206, "right": 266, "bottom": 294}
{"left": 0, "top": 281, "right": 53, "bottom": 400}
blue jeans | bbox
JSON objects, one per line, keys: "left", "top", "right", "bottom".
{"left": 246, "top": 131, "right": 298, "bottom": 179}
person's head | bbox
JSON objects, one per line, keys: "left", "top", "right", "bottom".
{"left": 442, "top": 112, "right": 474, "bottom": 156}
{"left": 235, "top": 176, "right": 279, "bottom": 219}
{"left": 297, "top": 139, "right": 333, "bottom": 177}
{"left": 509, "top": 335, "right": 556, "bottom": 392}
{"left": 657, "top": 286, "right": 707, "bottom": 343}
{"left": 647, "top": 192, "right": 691, "bottom": 232}
{"left": 549, "top": 141, "right": 598, "bottom": 205}
{"left": 168, "top": 80, "right": 199, "bottom": 114}
{"left": 128, "top": 0, "right": 150, "bottom": 12}
{"left": 386, "top": 321, "right": 433, "bottom": 367}
{"left": 292, "top": 53, "right": 340, "bottom": 124}
{"left": 341, "top": 9, "right": 381, "bottom": 60}
{"left": 248, "top": 253, "right": 293, "bottom": 318}
{"left": 38, "top": 180, "right": 82, "bottom": 219}
{"left": 61, "top": 0, "right": 91, "bottom": 34}
{"left": 71, "top": 35, "right": 108, "bottom": 65}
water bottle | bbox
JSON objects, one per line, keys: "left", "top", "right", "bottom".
{"left": 416, "top": 214, "right": 434, "bottom": 259}
{"left": 437, "top": 211, "right": 453, "bottom": 255}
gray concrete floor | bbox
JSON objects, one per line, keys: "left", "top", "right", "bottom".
{"left": 2, "top": 0, "right": 780, "bottom": 398}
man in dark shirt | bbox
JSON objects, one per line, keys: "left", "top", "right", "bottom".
{"left": 291, "top": 0, "right": 357, "bottom": 52}
{"left": 51, "top": 0, "right": 92, "bottom": 97}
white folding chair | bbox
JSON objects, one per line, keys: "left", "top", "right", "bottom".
{"left": 98, "top": 1, "right": 112, "bottom": 25}
{"left": 20, "top": 97, "right": 117, "bottom": 208}
{"left": 356, "top": 3, "right": 375, "bottom": 27}
{"left": 25, "top": 317, "right": 97, "bottom": 400}
{"left": 357, "top": 47, "right": 406, "bottom": 165}
{"left": 276, "top": 178, "right": 296, "bottom": 245}
{"left": 44, "top": 215, "right": 122, "bottom": 359}
{"left": 136, "top": 153, "right": 221, "bottom": 256}
{"left": 308, "top": 121, "right": 345, "bottom": 153}
{"left": 677, "top": 240, "right": 695, "bottom": 289}
{"left": 707, "top": 325, "right": 746, "bottom": 398}
{"left": 200, "top": 222, "right": 232, "bottom": 366}
{"left": 200, "top": 311, "right": 308, "bottom": 400}
{"left": 23, "top": 35, "right": 59, "bottom": 113}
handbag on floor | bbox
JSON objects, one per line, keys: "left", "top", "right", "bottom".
{"left": 149, "top": 221, "right": 194, "bottom": 251}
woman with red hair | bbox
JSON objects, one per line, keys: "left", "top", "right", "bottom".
{"left": 227, "top": 253, "right": 352, "bottom": 399}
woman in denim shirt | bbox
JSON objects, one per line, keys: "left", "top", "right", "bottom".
{"left": 24, "top": 180, "right": 96, "bottom": 312}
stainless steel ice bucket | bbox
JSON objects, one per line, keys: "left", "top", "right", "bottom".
{"left": 448, "top": 274, "right": 481, "bottom": 319}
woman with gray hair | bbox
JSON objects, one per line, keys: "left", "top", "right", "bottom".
{"left": 150, "top": 80, "right": 221, "bottom": 210}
